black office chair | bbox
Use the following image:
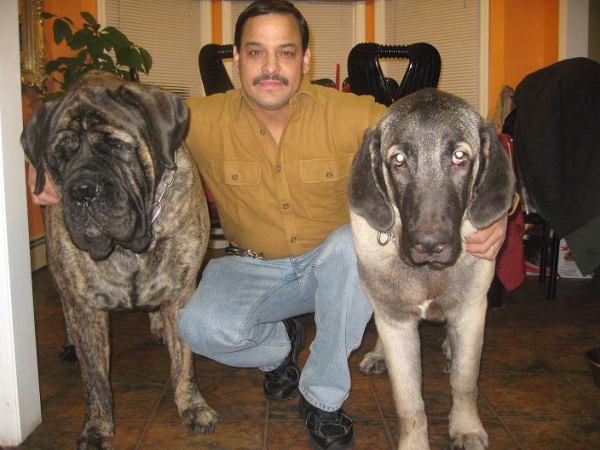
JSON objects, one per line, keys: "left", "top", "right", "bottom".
{"left": 347, "top": 42, "right": 441, "bottom": 106}
{"left": 198, "top": 44, "right": 234, "bottom": 95}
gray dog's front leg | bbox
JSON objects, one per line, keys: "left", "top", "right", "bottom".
{"left": 446, "top": 299, "right": 489, "bottom": 450}
{"left": 376, "top": 315, "right": 430, "bottom": 450}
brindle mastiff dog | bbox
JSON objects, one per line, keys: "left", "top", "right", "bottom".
{"left": 21, "top": 70, "right": 219, "bottom": 450}
{"left": 349, "top": 89, "right": 515, "bottom": 450}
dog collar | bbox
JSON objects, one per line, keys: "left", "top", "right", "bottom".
{"left": 151, "top": 167, "right": 176, "bottom": 223}
{"left": 377, "top": 230, "right": 396, "bottom": 246}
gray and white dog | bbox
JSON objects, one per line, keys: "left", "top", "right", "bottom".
{"left": 22, "top": 70, "right": 219, "bottom": 450}
{"left": 349, "top": 88, "right": 515, "bottom": 450}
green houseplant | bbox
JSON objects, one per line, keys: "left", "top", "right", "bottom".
{"left": 41, "top": 11, "right": 152, "bottom": 101}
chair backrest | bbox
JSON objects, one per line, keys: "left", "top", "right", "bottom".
{"left": 347, "top": 42, "right": 441, "bottom": 106}
{"left": 199, "top": 44, "right": 235, "bottom": 96}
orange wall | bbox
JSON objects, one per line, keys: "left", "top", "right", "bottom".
{"left": 489, "top": 0, "right": 559, "bottom": 109}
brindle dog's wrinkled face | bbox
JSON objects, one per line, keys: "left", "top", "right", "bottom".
{"left": 22, "top": 71, "right": 189, "bottom": 260}
{"left": 349, "top": 88, "right": 514, "bottom": 269}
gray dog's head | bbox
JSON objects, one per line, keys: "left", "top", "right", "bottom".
{"left": 349, "top": 88, "right": 515, "bottom": 268}
{"left": 21, "top": 70, "right": 190, "bottom": 260}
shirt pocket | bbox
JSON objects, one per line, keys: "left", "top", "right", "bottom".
{"left": 299, "top": 155, "right": 354, "bottom": 218}
{"left": 211, "top": 160, "right": 266, "bottom": 219}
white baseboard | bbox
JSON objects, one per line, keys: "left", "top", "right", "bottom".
{"left": 29, "top": 235, "right": 46, "bottom": 271}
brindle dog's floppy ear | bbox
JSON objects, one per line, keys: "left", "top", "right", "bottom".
{"left": 349, "top": 127, "right": 396, "bottom": 232}
{"left": 21, "top": 103, "right": 53, "bottom": 195}
{"left": 114, "top": 84, "right": 189, "bottom": 170}
{"left": 467, "top": 121, "right": 516, "bottom": 228}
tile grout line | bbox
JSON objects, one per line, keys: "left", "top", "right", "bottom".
{"left": 263, "top": 399, "right": 270, "bottom": 450}
{"left": 133, "top": 377, "right": 171, "bottom": 450}
{"left": 366, "top": 373, "right": 397, "bottom": 450}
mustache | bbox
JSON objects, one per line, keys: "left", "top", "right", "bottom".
{"left": 252, "top": 74, "right": 290, "bottom": 86}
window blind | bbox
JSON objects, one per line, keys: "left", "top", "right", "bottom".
{"left": 225, "top": 1, "right": 358, "bottom": 88}
{"left": 384, "top": 0, "right": 480, "bottom": 108}
{"left": 104, "top": 0, "right": 204, "bottom": 98}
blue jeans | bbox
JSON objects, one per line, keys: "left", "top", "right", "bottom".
{"left": 177, "top": 225, "right": 373, "bottom": 412}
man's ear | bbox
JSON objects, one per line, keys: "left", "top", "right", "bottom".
{"left": 303, "top": 48, "right": 311, "bottom": 74}
{"left": 233, "top": 45, "right": 240, "bottom": 73}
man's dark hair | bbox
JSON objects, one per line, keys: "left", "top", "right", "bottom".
{"left": 234, "top": 0, "right": 309, "bottom": 53}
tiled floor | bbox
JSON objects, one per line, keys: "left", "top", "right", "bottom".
{"left": 7, "top": 250, "right": 600, "bottom": 450}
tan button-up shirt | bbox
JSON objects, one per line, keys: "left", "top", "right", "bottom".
{"left": 185, "top": 78, "right": 388, "bottom": 259}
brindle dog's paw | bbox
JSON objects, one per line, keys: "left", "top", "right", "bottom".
{"left": 59, "top": 344, "right": 78, "bottom": 364}
{"left": 451, "top": 430, "right": 489, "bottom": 450}
{"left": 76, "top": 430, "right": 113, "bottom": 450}
{"left": 181, "top": 406, "right": 221, "bottom": 434}
{"left": 359, "top": 353, "right": 388, "bottom": 375}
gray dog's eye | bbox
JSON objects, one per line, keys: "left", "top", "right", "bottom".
{"left": 393, "top": 153, "right": 407, "bottom": 168}
{"left": 452, "top": 150, "right": 466, "bottom": 165}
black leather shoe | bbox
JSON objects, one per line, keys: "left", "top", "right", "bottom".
{"left": 263, "top": 319, "right": 305, "bottom": 401}
{"left": 299, "top": 394, "right": 355, "bottom": 450}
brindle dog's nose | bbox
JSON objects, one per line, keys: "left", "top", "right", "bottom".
{"left": 71, "top": 181, "right": 100, "bottom": 205}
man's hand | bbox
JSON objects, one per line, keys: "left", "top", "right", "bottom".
{"left": 466, "top": 213, "right": 508, "bottom": 261}
{"left": 28, "top": 164, "right": 60, "bottom": 206}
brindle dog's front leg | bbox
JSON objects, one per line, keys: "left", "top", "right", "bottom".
{"left": 446, "top": 299, "right": 488, "bottom": 450}
{"left": 161, "top": 302, "right": 220, "bottom": 433}
{"left": 62, "top": 297, "right": 113, "bottom": 450}
{"left": 375, "top": 314, "right": 430, "bottom": 450}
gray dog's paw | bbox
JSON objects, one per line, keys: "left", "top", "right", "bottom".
{"left": 181, "top": 406, "right": 221, "bottom": 434}
{"left": 359, "top": 354, "right": 388, "bottom": 375}
{"left": 451, "top": 431, "right": 489, "bottom": 450}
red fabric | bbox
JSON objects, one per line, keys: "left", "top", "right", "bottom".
{"left": 495, "top": 133, "right": 526, "bottom": 292}
{"left": 496, "top": 207, "right": 526, "bottom": 291}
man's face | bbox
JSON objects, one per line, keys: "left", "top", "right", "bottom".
{"left": 234, "top": 13, "right": 310, "bottom": 113}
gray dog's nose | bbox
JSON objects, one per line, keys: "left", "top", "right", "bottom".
{"left": 414, "top": 235, "right": 446, "bottom": 255}
{"left": 71, "top": 181, "right": 100, "bottom": 205}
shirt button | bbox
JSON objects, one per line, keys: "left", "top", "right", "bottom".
{"left": 277, "top": 165, "right": 282, "bottom": 172}
{"left": 260, "top": 129, "right": 266, "bottom": 135}
{"left": 282, "top": 203, "right": 289, "bottom": 210}
{"left": 290, "top": 236, "right": 297, "bottom": 243}
{"left": 326, "top": 172, "right": 333, "bottom": 178}
{"left": 231, "top": 173, "right": 239, "bottom": 181}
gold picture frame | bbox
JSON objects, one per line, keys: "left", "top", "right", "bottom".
{"left": 20, "top": 0, "right": 46, "bottom": 92}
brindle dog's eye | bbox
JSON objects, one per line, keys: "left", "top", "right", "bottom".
{"left": 393, "top": 153, "right": 406, "bottom": 168}
{"left": 452, "top": 149, "right": 466, "bottom": 166}
{"left": 56, "top": 134, "right": 80, "bottom": 160}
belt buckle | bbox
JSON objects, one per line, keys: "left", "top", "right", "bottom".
{"left": 225, "top": 246, "right": 268, "bottom": 261}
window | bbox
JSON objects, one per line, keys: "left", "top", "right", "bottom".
{"left": 380, "top": 0, "right": 486, "bottom": 112}
{"left": 222, "top": 1, "right": 364, "bottom": 88}
{"left": 102, "top": 0, "right": 205, "bottom": 98}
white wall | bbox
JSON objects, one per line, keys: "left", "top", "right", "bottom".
{"left": 0, "top": 0, "right": 42, "bottom": 445}
{"left": 560, "top": 0, "right": 590, "bottom": 59}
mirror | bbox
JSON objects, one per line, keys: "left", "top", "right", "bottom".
{"left": 20, "top": 0, "right": 46, "bottom": 92}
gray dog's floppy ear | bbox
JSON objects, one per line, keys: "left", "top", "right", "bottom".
{"left": 114, "top": 84, "right": 190, "bottom": 170}
{"left": 467, "top": 122, "right": 515, "bottom": 228}
{"left": 21, "top": 103, "right": 53, "bottom": 195}
{"left": 349, "top": 128, "right": 395, "bottom": 231}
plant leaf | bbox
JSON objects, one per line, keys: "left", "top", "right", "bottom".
{"left": 80, "top": 11, "right": 99, "bottom": 28}
{"left": 139, "top": 47, "right": 153, "bottom": 73}
{"left": 70, "top": 29, "right": 94, "bottom": 50}
{"left": 52, "top": 18, "right": 72, "bottom": 45}
{"left": 102, "top": 27, "right": 132, "bottom": 50}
